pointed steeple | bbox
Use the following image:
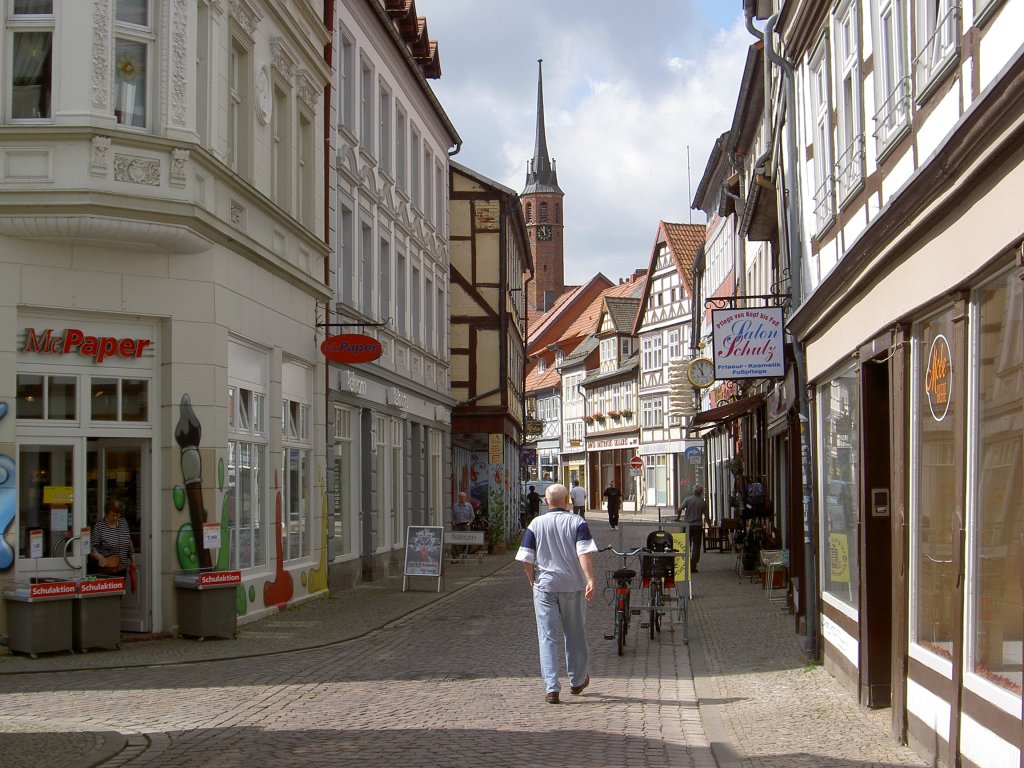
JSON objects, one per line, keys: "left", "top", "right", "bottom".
{"left": 523, "top": 59, "right": 562, "bottom": 194}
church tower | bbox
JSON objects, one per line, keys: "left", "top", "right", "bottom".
{"left": 521, "top": 59, "right": 565, "bottom": 312}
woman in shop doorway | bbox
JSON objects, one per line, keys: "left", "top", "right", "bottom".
{"left": 89, "top": 498, "right": 136, "bottom": 578}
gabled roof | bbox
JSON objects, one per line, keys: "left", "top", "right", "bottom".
{"left": 526, "top": 274, "right": 613, "bottom": 353}
{"left": 555, "top": 275, "right": 646, "bottom": 345}
{"left": 631, "top": 221, "right": 705, "bottom": 334}
{"left": 602, "top": 296, "right": 642, "bottom": 334}
{"left": 558, "top": 335, "right": 599, "bottom": 367}
{"left": 581, "top": 352, "right": 640, "bottom": 387}
{"left": 525, "top": 361, "right": 561, "bottom": 394}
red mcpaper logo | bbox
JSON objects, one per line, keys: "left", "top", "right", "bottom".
{"left": 23, "top": 328, "right": 152, "bottom": 364}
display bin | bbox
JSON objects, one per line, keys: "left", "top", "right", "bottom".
{"left": 3, "top": 580, "right": 77, "bottom": 658}
{"left": 74, "top": 577, "right": 126, "bottom": 651}
{"left": 174, "top": 571, "right": 240, "bottom": 641}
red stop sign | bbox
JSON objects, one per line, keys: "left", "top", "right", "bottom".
{"left": 629, "top": 456, "right": 644, "bottom": 470}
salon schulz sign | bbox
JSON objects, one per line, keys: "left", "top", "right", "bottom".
{"left": 711, "top": 307, "right": 785, "bottom": 380}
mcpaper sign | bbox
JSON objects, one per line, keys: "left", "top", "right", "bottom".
{"left": 711, "top": 308, "right": 785, "bottom": 380}
{"left": 320, "top": 334, "right": 383, "bottom": 364}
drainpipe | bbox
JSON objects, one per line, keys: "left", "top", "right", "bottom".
{"left": 761, "top": 11, "right": 819, "bottom": 660}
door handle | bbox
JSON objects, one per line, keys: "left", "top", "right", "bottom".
{"left": 62, "top": 535, "right": 82, "bottom": 570}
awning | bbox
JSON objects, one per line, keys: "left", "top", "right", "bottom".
{"left": 689, "top": 393, "right": 764, "bottom": 427}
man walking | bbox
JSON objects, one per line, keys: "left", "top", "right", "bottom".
{"left": 603, "top": 479, "right": 622, "bottom": 529}
{"left": 569, "top": 480, "right": 587, "bottom": 517}
{"left": 516, "top": 484, "right": 598, "bottom": 704}
{"left": 676, "top": 484, "right": 709, "bottom": 572}
{"left": 450, "top": 491, "right": 475, "bottom": 563}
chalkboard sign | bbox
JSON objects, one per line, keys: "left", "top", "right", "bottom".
{"left": 403, "top": 526, "right": 444, "bottom": 592}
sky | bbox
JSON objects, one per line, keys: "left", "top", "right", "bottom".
{"left": 416, "top": 1, "right": 753, "bottom": 285}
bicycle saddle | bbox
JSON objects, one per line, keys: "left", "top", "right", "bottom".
{"left": 613, "top": 568, "right": 636, "bottom": 580}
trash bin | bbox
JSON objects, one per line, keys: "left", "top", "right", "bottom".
{"left": 174, "top": 571, "right": 240, "bottom": 641}
{"left": 4, "top": 580, "right": 77, "bottom": 657}
{"left": 74, "top": 577, "right": 125, "bottom": 651}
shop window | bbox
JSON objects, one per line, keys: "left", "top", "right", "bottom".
{"left": 332, "top": 406, "right": 354, "bottom": 557}
{"left": 969, "top": 270, "right": 1023, "bottom": 695}
{"left": 391, "top": 419, "right": 404, "bottom": 547}
{"left": 17, "top": 443, "right": 74, "bottom": 560}
{"left": 227, "top": 342, "right": 269, "bottom": 571}
{"left": 818, "top": 366, "right": 859, "bottom": 609}
{"left": 282, "top": 368, "right": 311, "bottom": 563}
{"left": 91, "top": 377, "right": 148, "bottom": 422}
{"left": 911, "top": 308, "right": 957, "bottom": 660}
{"left": 17, "top": 373, "right": 76, "bottom": 420}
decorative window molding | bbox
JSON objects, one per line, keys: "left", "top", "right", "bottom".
{"left": 229, "top": 0, "right": 261, "bottom": 39}
{"left": 270, "top": 37, "right": 298, "bottom": 80}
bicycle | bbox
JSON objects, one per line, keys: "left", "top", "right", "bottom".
{"left": 640, "top": 549, "right": 678, "bottom": 639}
{"left": 600, "top": 545, "right": 641, "bottom": 656}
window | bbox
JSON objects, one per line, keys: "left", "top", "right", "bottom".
{"left": 372, "top": 414, "right": 385, "bottom": 550}
{"left": 873, "top": 0, "right": 911, "bottom": 153}
{"left": 600, "top": 338, "right": 617, "bottom": 369}
{"left": 540, "top": 202, "right": 548, "bottom": 222}
{"left": 423, "top": 146, "right": 434, "bottom": 219}
{"left": 17, "top": 373, "right": 75, "bottom": 420}
{"left": 378, "top": 82, "right": 391, "bottom": 175}
{"left": 834, "top": 0, "right": 864, "bottom": 204}
{"left": 8, "top": 1, "right": 53, "bottom": 120}
{"left": 810, "top": 38, "right": 836, "bottom": 234}
{"left": 359, "top": 59, "right": 373, "bottom": 150}
{"left": 360, "top": 222, "right": 373, "bottom": 314}
{"left": 378, "top": 236, "right": 391, "bottom": 321}
{"left": 642, "top": 336, "right": 663, "bottom": 372}
{"left": 395, "top": 250, "right": 407, "bottom": 336}
{"left": 641, "top": 397, "right": 663, "bottom": 428}
{"left": 390, "top": 419, "right": 404, "bottom": 547}
{"left": 227, "top": 343, "right": 268, "bottom": 570}
{"left": 411, "top": 265, "right": 421, "bottom": 345}
{"left": 228, "top": 37, "right": 252, "bottom": 177}
{"left": 968, "top": 270, "right": 1023, "bottom": 695}
{"left": 436, "top": 284, "right": 445, "bottom": 356}
{"left": 272, "top": 83, "right": 291, "bottom": 210}
{"left": 434, "top": 159, "right": 444, "bottom": 231}
{"left": 196, "top": 1, "right": 210, "bottom": 144}
{"left": 818, "top": 367, "right": 859, "bottom": 610}
{"left": 297, "top": 110, "right": 314, "bottom": 228}
{"left": 338, "top": 30, "right": 354, "bottom": 132}
{"left": 90, "top": 377, "right": 148, "bottom": 422}
{"left": 424, "top": 276, "right": 434, "bottom": 353}
{"left": 525, "top": 203, "right": 533, "bottom": 223}
{"left": 914, "top": 0, "right": 959, "bottom": 98}
{"left": 911, "top": 308, "right": 956, "bottom": 660}
{"left": 114, "top": 0, "right": 152, "bottom": 129}
{"left": 339, "top": 202, "right": 355, "bottom": 305}
{"left": 395, "top": 105, "right": 407, "bottom": 192}
{"left": 668, "top": 330, "right": 681, "bottom": 360}
{"left": 332, "top": 407, "right": 354, "bottom": 557}
{"left": 282, "top": 362, "right": 311, "bottom": 562}
{"left": 410, "top": 127, "right": 421, "bottom": 207}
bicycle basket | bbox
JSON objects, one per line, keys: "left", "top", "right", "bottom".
{"left": 604, "top": 569, "right": 637, "bottom": 590}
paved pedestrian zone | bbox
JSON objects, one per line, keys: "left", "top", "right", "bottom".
{"left": 0, "top": 510, "right": 926, "bottom": 768}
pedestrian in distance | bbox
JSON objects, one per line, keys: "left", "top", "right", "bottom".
{"left": 525, "top": 485, "right": 542, "bottom": 524}
{"left": 516, "top": 483, "right": 598, "bottom": 704}
{"left": 569, "top": 479, "right": 587, "bottom": 517}
{"left": 676, "top": 484, "right": 709, "bottom": 572}
{"left": 450, "top": 490, "right": 475, "bottom": 563}
{"left": 603, "top": 479, "right": 622, "bottom": 529}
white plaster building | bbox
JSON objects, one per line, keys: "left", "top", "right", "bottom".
{"left": 0, "top": 0, "right": 332, "bottom": 639}
{"left": 327, "top": 0, "right": 459, "bottom": 585}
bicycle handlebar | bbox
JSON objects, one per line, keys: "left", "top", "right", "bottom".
{"left": 599, "top": 545, "right": 642, "bottom": 557}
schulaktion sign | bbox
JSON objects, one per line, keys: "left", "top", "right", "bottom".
{"left": 711, "top": 307, "right": 785, "bottom": 380}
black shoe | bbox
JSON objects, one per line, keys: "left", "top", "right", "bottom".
{"left": 570, "top": 676, "right": 590, "bottom": 695}
{"left": 691, "top": 567, "right": 699, "bottom": 572}
{"left": 546, "top": 691, "right": 560, "bottom": 704}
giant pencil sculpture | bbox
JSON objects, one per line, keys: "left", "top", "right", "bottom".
{"left": 175, "top": 394, "right": 212, "bottom": 570}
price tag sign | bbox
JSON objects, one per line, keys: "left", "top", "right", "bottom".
{"left": 30, "top": 529, "right": 43, "bottom": 558}
{"left": 202, "top": 522, "right": 221, "bottom": 550}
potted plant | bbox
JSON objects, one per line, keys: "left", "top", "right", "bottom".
{"left": 583, "top": 415, "right": 595, "bottom": 424}
{"left": 621, "top": 409, "right": 633, "bottom": 418}
{"left": 593, "top": 411, "right": 606, "bottom": 421}
{"left": 607, "top": 409, "right": 621, "bottom": 419}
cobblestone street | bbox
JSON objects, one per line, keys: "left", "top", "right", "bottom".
{"left": 0, "top": 514, "right": 925, "bottom": 768}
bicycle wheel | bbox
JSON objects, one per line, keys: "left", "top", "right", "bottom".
{"left": 649, "top": 582, "right": 661, "bottom": 638}
{"left": 654, "top": 583, "right": 663, "bottom": 634}
{"left": 616, "top": 610, "right": 626, "bottom": 656}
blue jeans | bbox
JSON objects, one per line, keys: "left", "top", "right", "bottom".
{"left": 532, "top": 587, "right": 589, "bottom": 693}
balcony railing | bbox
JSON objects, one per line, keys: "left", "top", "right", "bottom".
{"left": 914, "top": 3, "right": 960, "bottom": 99}
{"left": 873, "top": 75, "right": 912, "bottom": 153}
{"left": 812, "top": 174, "right": 836, "bottom": 235}
{"left": 835, "top": 134, "right": 865, "bottom": 205}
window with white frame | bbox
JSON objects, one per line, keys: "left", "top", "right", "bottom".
{"left": 410, "top": 126, "right": 421, "bottom": 208}
{"left": 395, "top": 249, "right": 407, "bottom": 336}
{"left": 622, "top": 382, "right": 634, "bottom": 413}
{"left": 873, "top": 0, "right": 911, "bottom": 153}
{"left": 378, "top": 81, "right": 391, "bottom": 176}
{"left": 914, "top": 0, "right": 959, "bottom": 98}
{"left": 620, "top": 337, "right": 631, "bottom": 357}
{"left": 378, "top": 235, "right": 391, "bottom": 322}
{"left": 360, "top": 221, "right": 373, "bottom": 314}
{"left": 834, "top": 0, "right": 865, "bottom": 205}
{"left": 339, "top": 202, "right": 355, "bottom": 305}
{"left": 332, "top": 406, "right": 354, "bottom": 556}
{"left": 228, "top": 35, "right": 252, "bottom": 177}
{"left": 227, "top": 341, "right": 268, "bottom": 571}
{"left": 424, "top": 275, "right": 434, "bottom": 353}
{"left": 114, "top": 0, "right": 151, "bottom": 129}
{"left": 423, "top": 146, "right": 434, "bottom": 219}
{"left": 8, "top": 1, "right": 53, "bottom": 121}
{"left": 282, "top": 361, "right": 312, "bottom": 562}
{"left": 434, "top": 159, "right": 444, "bottom": 231}
{"left": 411, "top": 264, "right": 421, "bottom": 345}
{"left": 297, "top": 109, "right": 314, "bottom": 229}
{"left": 703, "top": 223, "right": 732, "bottom": 297}
{"left": 810, "top": 38, "right": 836, "bottom": 234}
{"left": 641, "top": 397, "right": 663, "bottom": 428}
{"left": 435, "top": 284, "right": 445, "bottom": 355}
{"left": 359, "top": 58, "right": 373, "bottom": 151}
{"left": 395, "top": 104, "right": 407, "bottom": 192}
{"left": 390, "top": 419, "right": 404, "bottom": 546}
{"left": 668, "top": 330, "right": 681, "bottom": 360}
{"left": 272, "top": 79, "right": 291, "bottom": 210}
{"left": 338, "top": 29, "right": 354, "bottom": 132}
{"left": 600, "top": 338, "right": 617, "bottom": 370}
{"left": 642, "top": 336, "right": 663, "bottom": 372}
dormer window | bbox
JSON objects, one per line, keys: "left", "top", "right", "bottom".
{"left": 537, "top": 358, "right": 547, "bottom": 373}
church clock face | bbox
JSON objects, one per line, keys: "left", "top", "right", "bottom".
{"left": 536, "top": 225, "right": 552, "bottom": 241}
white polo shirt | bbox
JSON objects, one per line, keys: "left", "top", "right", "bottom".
{"left": 516, "top": 508, "right": 598, "bottom": 592}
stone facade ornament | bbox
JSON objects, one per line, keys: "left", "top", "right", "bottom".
{"left": 170, "top": 148, "right": 189, "bottom": 188}
{"left": 90, "top": 135, "right": 112, "bottom": 176}
{"left": 113, "top": 154, "right": 160, "bottom": 186}
{"left": 230, "top": 0, "right": 262, "bottom": 38}
{"left": 92, "top": 0, "right": 111, "bottom": 111}
{"left": 170, "top": 0, "right": 189, "bottom": 127}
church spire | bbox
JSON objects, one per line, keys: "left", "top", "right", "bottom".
{"left": 523, "top": 59, "right": 561, "bottom": 194}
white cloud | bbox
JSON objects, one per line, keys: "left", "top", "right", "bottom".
{"left": 419, "top": 1, "right": 753, "bottom": 283}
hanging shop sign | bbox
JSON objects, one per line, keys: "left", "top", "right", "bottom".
{"left": 320, "top": 334, "right": 383, "bottom": 364}
{"left": 711, "top": 308, "right": 785, "bottom": 380}
{"left": 22, "top": 327, "right": 153, "bottom": 364}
